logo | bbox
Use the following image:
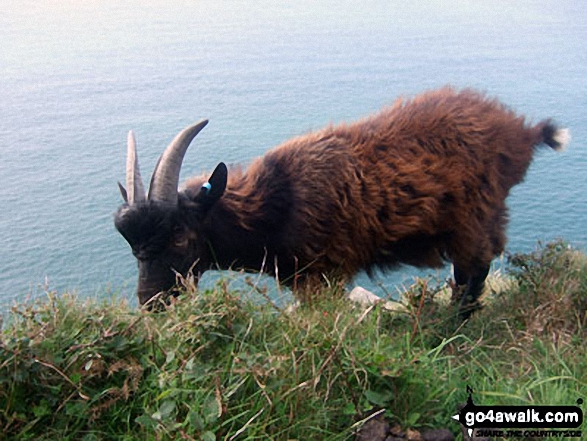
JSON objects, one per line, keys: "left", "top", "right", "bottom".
{"left": 452, "top": 386, "right": 583, "bottom": 439}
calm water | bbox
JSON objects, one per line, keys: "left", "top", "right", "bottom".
{"left": 1, "top": 0, "right": 586, "bottom": 308}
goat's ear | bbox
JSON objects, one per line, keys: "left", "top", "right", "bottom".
{"left": 197, "top": 162, "right": 227, "bottom": 206}
{"left": 118, "top": 182, "right": 128, "bottom": 203}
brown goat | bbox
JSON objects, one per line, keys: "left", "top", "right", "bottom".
{"left": 114, "top": 86, "right": 569, "bottom": 318}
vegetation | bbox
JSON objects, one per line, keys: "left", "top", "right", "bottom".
{"left": 1, "top": 241, "right": 586, "bottom": 440}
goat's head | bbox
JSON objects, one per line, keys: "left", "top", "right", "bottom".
{"left": 114, "top": 120, "right": 227, "bottom": 307}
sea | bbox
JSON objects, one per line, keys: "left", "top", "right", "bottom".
{"left": 1, "top": 0, "right": 586, "bottom": 310}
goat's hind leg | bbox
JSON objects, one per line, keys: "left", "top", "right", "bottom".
{"left": 453, "top": 264, "right": 490, "bottom": 321}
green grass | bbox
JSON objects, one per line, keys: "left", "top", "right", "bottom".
{"left": 1, "top": 241, "right": 586, "bottom": 440}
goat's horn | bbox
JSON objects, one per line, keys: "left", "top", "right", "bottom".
{"left": 148, "top": 119, "right": 209, "bottom": 204}
{"left": 126, "top": 130, "right": 146, "bottom": 204}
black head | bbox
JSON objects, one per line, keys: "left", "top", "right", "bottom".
{"left": 114, "top": 120, "right": 227, "bottom": 307}
{"left": 114, "top": 201, "right": 194, "bottom": 306}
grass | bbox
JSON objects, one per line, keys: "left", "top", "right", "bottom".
{"left": 0, "top": 240, "right": 586, "bottom": 440}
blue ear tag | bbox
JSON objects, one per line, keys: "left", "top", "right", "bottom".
{"left": 202, "top": 182, "right": 212, "bottom": 194}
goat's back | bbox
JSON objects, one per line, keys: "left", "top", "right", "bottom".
{"left": 192, "top": 87, "right": 556, "bottom": 280}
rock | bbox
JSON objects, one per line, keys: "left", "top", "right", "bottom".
{"left": 405, "top": 428, "right": 423, "bottom": 440}
{"left": 355, "top": 414, "right": 455, "bottom": 441}
{"left": 421, "top": 428, "right": 455, "bottom": 441}
{"left": 347, "top": 286, "right": 401, "bottom": 311}
{"left": 356, "top": 414, "right": 390, "bottom": 441}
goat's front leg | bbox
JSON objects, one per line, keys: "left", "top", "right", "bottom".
{"left": 453, "top": 264, "right": 490, "bottom": 321}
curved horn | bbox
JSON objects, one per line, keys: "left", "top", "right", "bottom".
{"left": 148, "top": 119, "right": 209, "bottom": 204}
{"left": 126, "top": 130, "right": 146, "bottom": 204}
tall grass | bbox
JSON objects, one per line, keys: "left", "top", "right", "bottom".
{"left": 1, "top": 241, "right": 585, "bottom": 440}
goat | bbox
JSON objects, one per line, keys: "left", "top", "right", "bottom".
{"left": 114, "top": 86, "right": 569, "bottom": 318}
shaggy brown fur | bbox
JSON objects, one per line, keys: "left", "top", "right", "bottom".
{"left": 116, "top": 86, "right": 568, "bottom": 315}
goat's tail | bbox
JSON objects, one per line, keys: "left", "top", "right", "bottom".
{"left": 540, "top": 119, "right": 571, "bottom": 151}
